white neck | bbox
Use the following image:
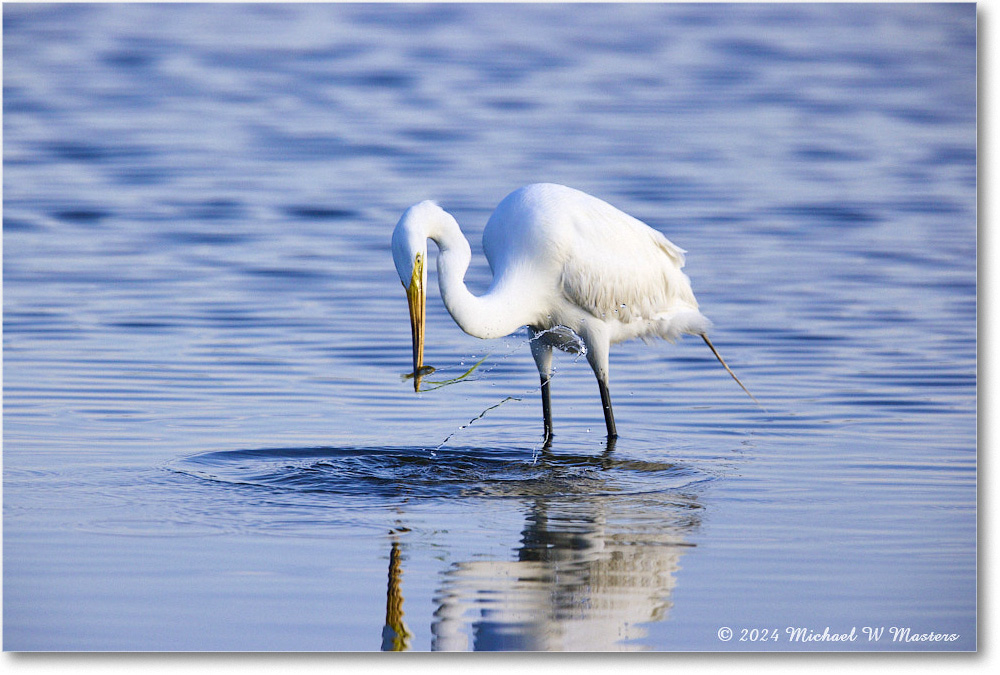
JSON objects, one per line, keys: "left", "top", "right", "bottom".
{"left": 423, "top": 207, "right": 532, "bottom": 340}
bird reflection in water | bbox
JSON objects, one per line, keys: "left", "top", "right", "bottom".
{"left": 380, "top": 438, "right": 704, "bottom": 651}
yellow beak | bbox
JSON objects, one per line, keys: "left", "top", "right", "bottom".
{"left": 405, "top": 253, "right": 426, "bottom": 392}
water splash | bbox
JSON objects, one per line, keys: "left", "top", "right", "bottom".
{"left": 433, "top": 395, "right": 523, "bottom": 453}
{"left": 530, "top": 325, "right": 589, "bottom": 357}
{"left": 429, "top": 326, "right": 593, "bottom": 453}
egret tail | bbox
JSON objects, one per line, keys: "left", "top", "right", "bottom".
{"left": 700, "top": 333, "right": 764, "bottom": 410}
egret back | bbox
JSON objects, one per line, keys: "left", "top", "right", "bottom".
{"left": 484, "top": 184, "right": 707, "bottom": 342}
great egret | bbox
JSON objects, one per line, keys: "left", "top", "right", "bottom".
{"left": 391, "top": 183, "right": 754, "bottom": 440}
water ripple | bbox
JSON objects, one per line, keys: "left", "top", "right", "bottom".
{"left": 171, "top": 446, "right": 710, "bottom": 501}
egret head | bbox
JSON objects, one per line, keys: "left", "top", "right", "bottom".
{"left": 391, "top": 202, "right": 435, "bottom": 391}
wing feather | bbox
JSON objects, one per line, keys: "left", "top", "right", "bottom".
{"left": 483, "top": 184, "right": 708, "bottom": 341}
{"left": 556, "top": 196, "right": 699, "bottom": 327}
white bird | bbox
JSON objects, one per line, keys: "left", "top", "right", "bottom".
{"left": 391, "top": 183, "right": 755, "bottom": 441}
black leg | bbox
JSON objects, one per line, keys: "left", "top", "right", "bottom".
{"left": 597, "top": 378, "right": 617, "bottom": 439}
{"left": 540, "top": 374, "right": 553, "bottom": 442}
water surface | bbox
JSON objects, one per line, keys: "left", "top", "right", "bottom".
{"left": 3, "top": 3, "right": 976, "bottom": 651}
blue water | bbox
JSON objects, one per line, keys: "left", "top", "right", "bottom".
{"left": 3, "top": 3, "right": 976, "bottom": 651}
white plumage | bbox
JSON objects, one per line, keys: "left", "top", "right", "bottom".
{"left": 493, "top": 185, "right": 709, "bottom": 339}
{"left": 392, "top": 183, "right": 750, "bottom": 441}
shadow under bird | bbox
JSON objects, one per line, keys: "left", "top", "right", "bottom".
{"left": 391, "top": 183, "right": 757, "bottom": 441}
